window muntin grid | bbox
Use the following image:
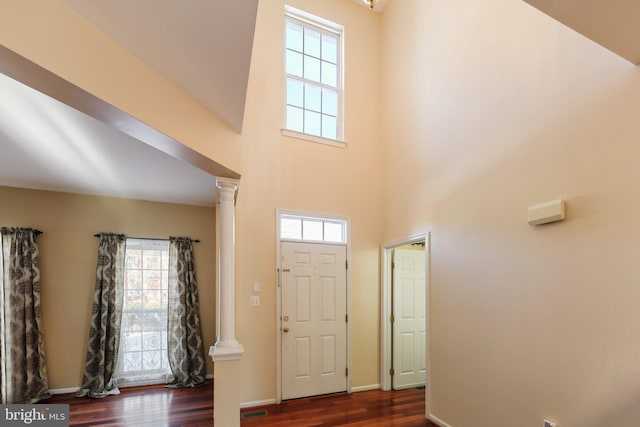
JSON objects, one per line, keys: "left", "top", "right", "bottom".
{"left": 117, "top": 238, "right": 172, "bottom": 386}
{"left": 280, "top": 214, "right": 347, "bottom": 244}
{"left": 285, "top": 14, "right": 341, "bottom": 141}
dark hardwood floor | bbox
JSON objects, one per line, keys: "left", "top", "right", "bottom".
{"left": 45, "top": 383, "right": 437, "bottom": 426}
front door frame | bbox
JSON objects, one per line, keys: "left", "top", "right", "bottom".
{"left": 380, "top": 233, "right": 430, "bottom": 413}
{"left": 275, "top": 209, "right": 352, "bottom": 403}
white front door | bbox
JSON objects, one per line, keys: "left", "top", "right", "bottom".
{"left": 392, "top": 247, "right": 426, "bottom": 389}
{"left": 281, "top": 241, "right": 347, "bottom": 400}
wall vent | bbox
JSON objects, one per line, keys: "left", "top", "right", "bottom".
{"left": 241, "top": 410, "right": 268, "bottom": 420}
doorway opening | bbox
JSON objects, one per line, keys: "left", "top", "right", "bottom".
{"left": 380, "top": 234, "right": 429, "bottom": 411}
{"left": 275, "top": 210, "right": 351, "bottom": 403}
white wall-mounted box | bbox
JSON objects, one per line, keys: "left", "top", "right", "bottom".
{"left": 527, "top": 199, "right": 565, "bottom": 226}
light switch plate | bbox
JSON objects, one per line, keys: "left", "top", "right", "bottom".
{"left": 249, "top": 296, "right": 260, "bottom": 307}
{"left": 253, "top": 282, "right": 260, "bottom": 293}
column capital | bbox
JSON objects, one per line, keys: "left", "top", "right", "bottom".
{"left": 216, "top": 177, "right": 239, "bottom": 204}
{"left": 216, "top": 177, "right": 239, "bottom": 193}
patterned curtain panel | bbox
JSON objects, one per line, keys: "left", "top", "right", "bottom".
{"left": 167, "top": 237, "right": 206, "bottom": 388}
{"left": 76, "top": 233, "right": 126, "bottom": 398}
{"left": 0, "top": 227, "right": 50, "bottom": 404}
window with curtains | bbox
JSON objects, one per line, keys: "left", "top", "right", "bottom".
{"left": 78, "top": 234, "right": 205, "bottom": 398}
{"left": 116, "top": 238, "right": 173, "bottom": 386}
{"left": 284, "top": 6, "right": 344, "bottom": 146}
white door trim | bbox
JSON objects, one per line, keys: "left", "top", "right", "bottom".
{"left": 276, "top": 209, "right": 351, "bottom": 403}
{"left": 380, "top": 233, "right": 430, "bottom": 416}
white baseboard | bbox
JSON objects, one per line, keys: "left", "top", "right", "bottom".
{"left": 429, "top": 413, "right": 452, "bottom": 427}
{"left": 351, "top": 384, "right": 380, "bottom": 393}
{"left": 240, "top": 398, "right": 277, "bottom": 409}
{"left": 50, "top": 375, "right": 213, "bottom": 395}
{"left": 50, "top": 387, "right": 80, "bottom": 395}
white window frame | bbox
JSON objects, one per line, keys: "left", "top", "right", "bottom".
{"left": 283, "top": 5, "right": 345, "bottom": 148}
{"left": 116, "top": 238, "right": 173, "bottom": 387}
{"left": 279, "top": 212, "right": 348, "bottom": 244}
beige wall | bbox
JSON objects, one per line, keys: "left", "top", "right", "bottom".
{"left": 0, "top": 186, "right": 216, "bottom": 389}
{"left": 382, "top": 0, "right": 640, "bottom": 426}
{"left": 0, "top": 0, "right": 385, "bottom": 404}
{"left": 8, "top": 0, "right": 640, "bottom": 424}
{"left": 235, "top": 0, "right": 384, "bottom": 402}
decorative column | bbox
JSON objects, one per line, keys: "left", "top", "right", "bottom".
{"left": 210, "top": 177, "right": 244, "bottom": 359}
{"left": 209, "top": 177, "right": 244, "bottom": 427}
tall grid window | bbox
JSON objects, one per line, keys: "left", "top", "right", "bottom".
{"left": 285, "top": 8, "right": 343, "bottom": 143}
{"left": 117, "top": 238, "right": 172, "bottom": 386}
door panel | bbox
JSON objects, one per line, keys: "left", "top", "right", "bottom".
{"left": 282, "top": 242, "right": 347, "bottom": 400}
{"left": 393, "top": 248, "right": 426, "bottom": 389}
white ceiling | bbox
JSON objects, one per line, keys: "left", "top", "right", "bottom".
{"left": 0, "top": 72, "right": 219, "bottom": 206}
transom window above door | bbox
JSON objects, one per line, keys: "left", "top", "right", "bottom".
{"left": 283, "top": 6, "right": 344, "bottom": 147}
{"left": 279, "top": 213, "right": 347, "bottom": 244}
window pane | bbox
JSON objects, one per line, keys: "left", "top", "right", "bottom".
{"left": 126, "top": 290, "right": 142, "bottom": 309}
{"left": 143, "top": 290, "right": 161, "bottom": 309}
{"left": 322, "top": 89, "right": 338, "bottom": 116}
{"left": 322, "top": 114, "right": 337, "bottom": 140}
{"left": 143, "top": 251, "right": 162, "bottom": 269}
{"left": 322, "top": 33, "right": 337, "bottom": 63}
{"left": 143, "top": 270, "right": 161, "bottom": 290}
{"left": 123, "top": 332, "right": 141, "bottom": 352}
{"left": 303, "top": 219, "right": 323, "bottom": 241}
{"left": 304, "top": 83, "right": 321, "bottom": 112}
{"left": 143, "top": 350, "right": 162, "bottom": 370}
{"left": 286, "top": 106, "right": 304, "bottom": 132}
{"left": 286, "top": 20, "right": 303, "bottom": 52}
{"left": 324, "top": 222, "right": 343, "bottom": 243}
{"left": 304, "top": 110, "right": 321, "bottom": 136}
{"left": 284, "top": 12, "right": 342, "bottom": 143}
{"left": 281, "top": 217, "right": 302, "bottom": 239}
{"left": 287, "top": 78, "right": 303, "bottom": 107}
{"left": 321, "top": 61, "right": 337, "bottom": 87}
{"left": 161, "top": 251, "right": 169, "bottom": 270}
{"left": 124, "top": 352, "right": 142, "bottom": 372}
{"left": 126, "top": 250, "right": 142, "bottom": 269}
{"left": 286, "top": 50, "right": 303, "bottom": 77}
{"left": 304, "top": 27, "right": 321, "bottom": 57}
{"left": 304, "top": 56, "right": 320, "bottom": 82}
{"left": 119, "top": 239, "right": 171, "bottom": 385}
{"left": 126, "top": 270, "right": 142, "bottom": 289}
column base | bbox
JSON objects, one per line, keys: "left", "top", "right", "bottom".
{"left": 209, "top": 342, "right": 245, "bottom": 362}
{"left": 213, "top": 358, "right": 243, "bottom": 426}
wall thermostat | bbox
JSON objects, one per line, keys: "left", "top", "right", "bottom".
{"left": 527, "top": 199, "right": 565, "bottom": 226}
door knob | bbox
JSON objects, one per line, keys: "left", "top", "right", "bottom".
{"left": 283, "top": 327, "right": 290, "bottom": 333}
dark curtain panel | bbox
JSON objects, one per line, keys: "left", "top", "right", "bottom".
{"left": 76, "top": 233, "right": 125, "bottom": 398}
{"left": 0, "top": 227, "right": 50, "bottom": 404}
{"left": 167, "top": 237, "right": 206, "bottom": 388}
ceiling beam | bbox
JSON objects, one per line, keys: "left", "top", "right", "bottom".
{"left": 0, "top": 44, "right": 241, "bottom": 180}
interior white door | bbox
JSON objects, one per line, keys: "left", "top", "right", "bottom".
{"left": 281, "top": 241, "right": 347, "bottom": 400}
{"left": 392, "top": 247, "right": 426, "bottom": 389}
